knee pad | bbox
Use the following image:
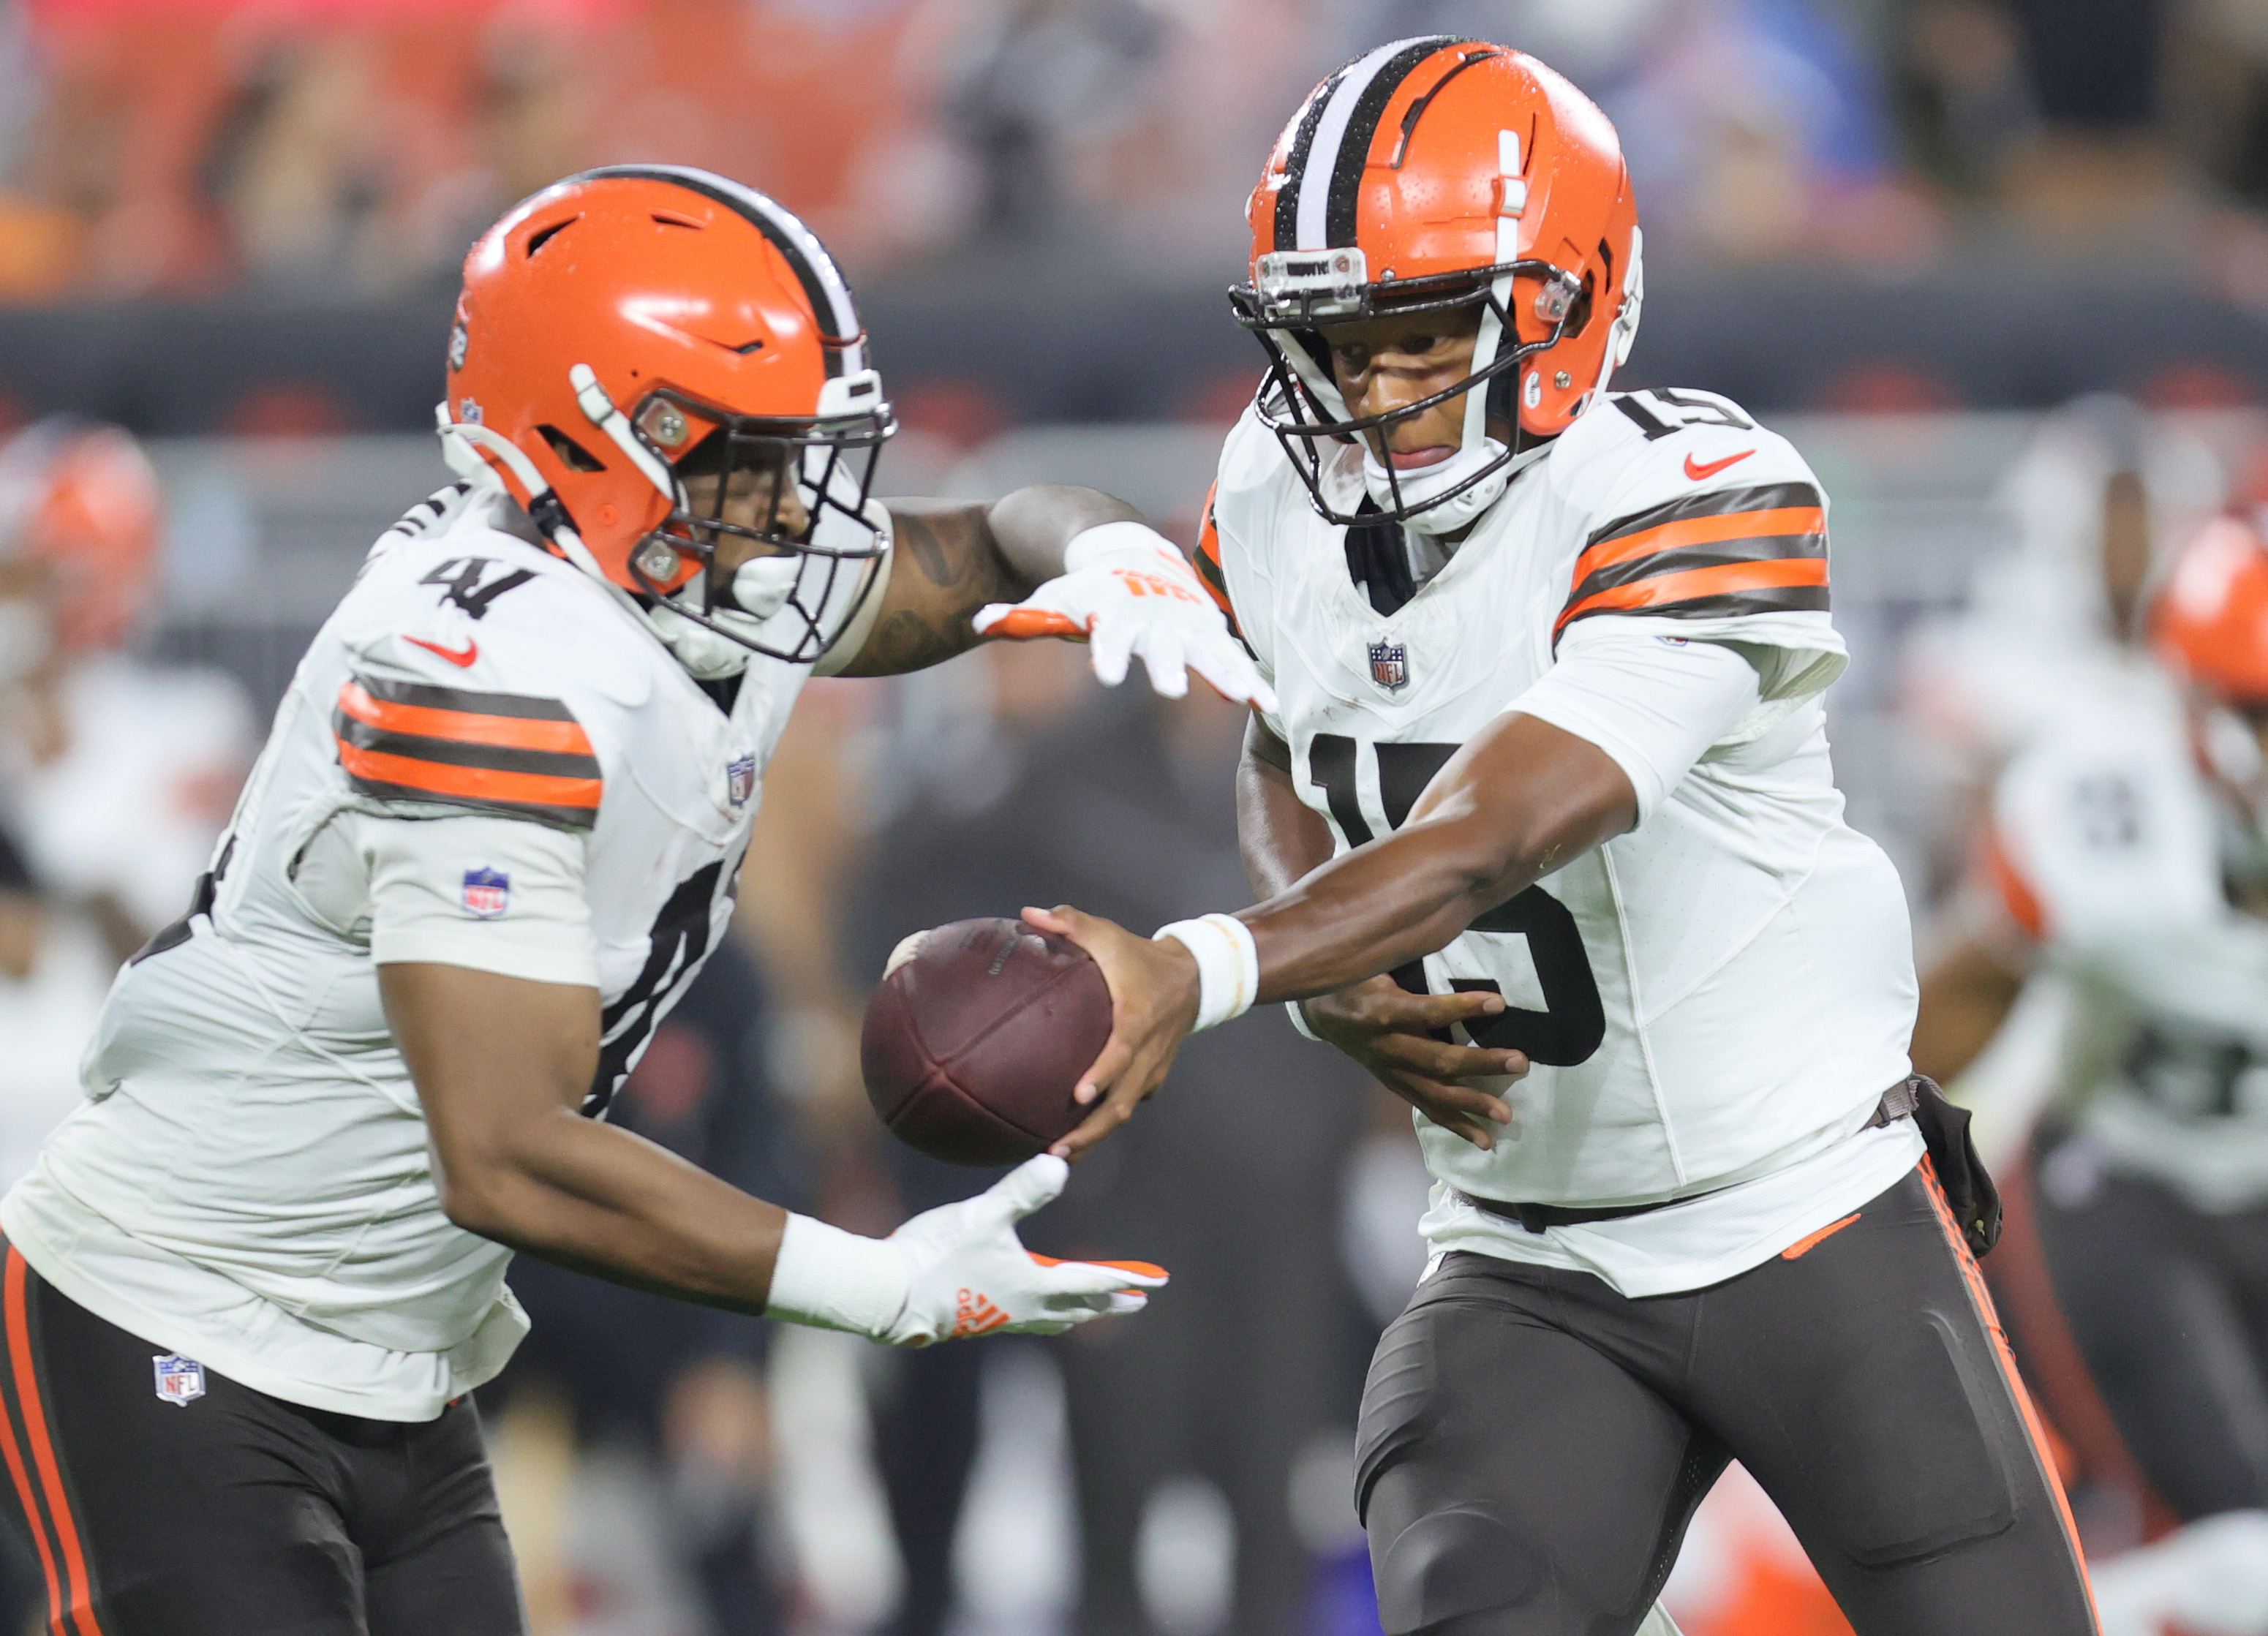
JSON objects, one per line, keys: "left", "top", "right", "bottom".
{"left": 1371, "top": 1503, "right": 1544, "bottom": 1635}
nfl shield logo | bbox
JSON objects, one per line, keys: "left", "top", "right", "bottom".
{"left": 152, "top": 1354, "right": 205, "bottom": 1407}
{"left": 1368, "top": 640, "right": 1409, "bottom": 691}
{"left": 461, "top": 867, "right": 510, "bottom": 919}
{"left": 726, "top": 755, "right": 756, "bottom": 809}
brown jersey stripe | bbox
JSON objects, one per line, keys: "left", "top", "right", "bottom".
{"left": 1573, "top": 505, "right": 1826, "bottom": 584}
{"left": 1586, "top": 480, "right": 1824, "bottom": 546}
{"left": 354, "top": 673, "right": 579, "bottom": 723}
{"left": 336, "top": 739, "right": 601, "bottom": 825}
{"left": 1568, "top": 531, "right": 1828, "bottom": 608}
{"left": 334, "top": 712, "right": 601, "bottom": 783}
{"left": 337, "top": 680, "right": 594, "bottom": 758}
{"left": 1555, "top": 559, "right": 1830, "bottom": 636}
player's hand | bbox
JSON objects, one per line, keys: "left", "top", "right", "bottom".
{"left": 1023, "top": 903, "right": 1199, "bottom": 1160}
{"left": 973, "top": 523, "right": 1278, "bottom": 712}
{"left": 1301, "top": 976, "right": 1528, "bottom": 1150}
{"left": 885, "top": 1155, "right": 1168, "bottom": 1346}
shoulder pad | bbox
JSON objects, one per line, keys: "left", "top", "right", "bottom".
{"left": 1214, "top": 402, "right": 1292, "bottom": 506}
{"left": 338, "top": 516, "right": 656, "bottom": 711}
{"left": 1549, "top": 389, "right": 1828, "bottom": 645}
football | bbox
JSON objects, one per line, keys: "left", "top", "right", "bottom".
{"left": 861, "top": 917, "right": 1114, "bottom": 1166}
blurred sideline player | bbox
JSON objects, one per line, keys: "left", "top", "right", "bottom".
{"left": 0, "top": 421, "right": 252, "bottom": 1186}
{"left": 0, "top": 420, "right": 251, "bottom": 962}
{"left": 991, "top": 39, "right": 2097, "bottom": 1635}
{"left": 1912, "top": 515, "right": 2268, "bottom": 1636}
{"left": 0, "top": 166, "right": 1272, "bottom": 1635}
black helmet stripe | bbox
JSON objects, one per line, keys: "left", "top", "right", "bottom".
{"left": 1273, "top": 62, "right": 1349, "bottom": 255}
{"left": 568, "top": 165, "right": 866, "bottom": 378}
{"left": 1322, "top": 37, "right": 1458, "bottom": 249}
{"left": 1276, "top": 37, "right": 1457, "bottom": 253}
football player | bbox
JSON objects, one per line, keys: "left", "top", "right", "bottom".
{"left": 1913, "top": 514, "right": 2268, "bottom": 1636}
{"left": 1000, "top": 39, "right": 2097, "bottom": 1636}
{"left": 0, "top": 166, "right": 1267, "bottom": 1635}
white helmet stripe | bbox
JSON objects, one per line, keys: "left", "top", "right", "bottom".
{"left": 1295, "top": 39, "right": 1414, "bottom": 252}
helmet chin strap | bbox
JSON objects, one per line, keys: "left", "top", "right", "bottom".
{"left": 434, "top": 404, "right": 682, "bottom": 641}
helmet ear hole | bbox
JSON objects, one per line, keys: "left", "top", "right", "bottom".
{"left": 1561, "top": 273, "right": 1594, "bottom": 341}
{"left": 536, "top": 424, "right": 607, "bottom": 472}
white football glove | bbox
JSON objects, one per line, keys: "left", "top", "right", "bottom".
{"left": 973, "top": 520, "right": 1278, "bottom": 712}
{"left": 764, "top": 1154, "right": 1167, "bottom": 1347}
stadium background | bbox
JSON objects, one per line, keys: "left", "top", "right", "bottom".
{"left": 0, "top": 1, "right": 2259, "bottom": 1633}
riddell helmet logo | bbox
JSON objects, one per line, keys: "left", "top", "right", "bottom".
{"left": 1368, "top": 640, "right": 1408, "bottom": 691}
{"left": 449, "top": 320, "right": 469, "bottom": 371}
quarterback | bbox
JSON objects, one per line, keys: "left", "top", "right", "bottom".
{"left": 0, "top": 167, "right": 1266, "bottom": 1635}
{"left": 1035, "top": 39, "right": 2100, "bottom": 1636}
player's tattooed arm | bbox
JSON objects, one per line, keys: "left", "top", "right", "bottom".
{"left": 834, "top": 488, "right": 1144, "bottom": 676}
{"left": 1235, "top": 715, "right": 1528, "bottom": 1149}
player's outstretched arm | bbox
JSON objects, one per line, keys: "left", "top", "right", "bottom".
{"left": 382, "top": 961, "right": 1162, "bottom": 1344}
{"left": 834, "top": 489, "right": 1273, "bottom": 706}
{"left": 1036, "top": 712, "right": 1635, "bottom": 1157}
{"left": 1238, "top": 715, "right": 1526, "bottom": 1149}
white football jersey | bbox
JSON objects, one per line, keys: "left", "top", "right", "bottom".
{"left": 1203, "top": 390, "right": 1921, "bottom": 1296}
{"left": 2, "top": 480, "right": 865, "bottom": 1418}
{"left": 1991, "top": 678, "right": 2268, "bottom": 1210}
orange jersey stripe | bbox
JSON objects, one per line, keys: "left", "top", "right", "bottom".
{"left": 1574, "top": 505, "right": 1826, "bottom": 582}
{"left": 337, "top": 739, "right": 602, "bottom": 812}
{"left": 1983, "top": 828, "right": 2047, "bottom": 940}
{"left": 336, "top": 681, "right": 592, "bottom": 758}
{"left": 1192, "top": 484, "right": 1239, "bottom": 625}
{"left": 1557, "top": 556, "right": 1828, "bottom": 631}
{"left": 7, "top": 1252, "right": 105, "bottom": 1636}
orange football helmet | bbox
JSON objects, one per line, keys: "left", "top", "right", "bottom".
{"left": 2152, "top": 515, "right": 2268, "bottom": 707}
{"left": 442, "top": 165, "right": 893, "bottom": 666}
{"left": 1233, "top": 37, "right": 1640, "bottom": 530}
{"left": 0, "top": 418, "right": 163, "bottom": 652}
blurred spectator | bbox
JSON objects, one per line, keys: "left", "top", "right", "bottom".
{"left": 486, "top": 936, "right": 807, "bottom": 1636}
{"left": 944, "top": 0, "right": 1164, "bottom": 238}
{"left": 846, "top": 645, "right": 1376, "bottom": 1636}
{"left": 0, "top": 417, "right": 251, "bottom": 962}
{"left": 1346, "top": 0, "right": 1919, "bottom": 265}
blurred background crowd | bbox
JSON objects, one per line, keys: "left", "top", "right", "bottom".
{"left": 4, "top": 1, "right": 2268, "bottom": 1635}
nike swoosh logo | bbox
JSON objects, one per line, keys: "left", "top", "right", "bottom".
{"left": 404, "top": 635, "right": 478, "bottom": 668}
{"left": 1684, "top": 448, "right": 1755, "bottom": 482}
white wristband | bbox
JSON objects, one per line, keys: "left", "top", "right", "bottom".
{"left": 1155, "top": 913, "right": 1259, "bottom": 1032}
{"left": 1285, "top": 1000, "right": 1324, "bottom": 1043}
{"left": 1063, "top": 519, "right": 1183, "bottom": 573}
{"left": 764, "top": 1213, "right": 910, "bottom": 1340}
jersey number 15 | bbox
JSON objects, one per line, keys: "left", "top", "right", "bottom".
{"left": 1306, "top": 735, "right": 1605, "bottom": 1066}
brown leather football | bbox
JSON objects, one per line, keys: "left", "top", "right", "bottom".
{"left": 861, "top": 917, "right": 1113, "bottom": 1166}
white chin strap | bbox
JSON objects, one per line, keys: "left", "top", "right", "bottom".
{"left": 645, "top": 557, "right": 802, "bottom": 680}
{"left": 435, "top": 400, "right": 715, "bottom": 671}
